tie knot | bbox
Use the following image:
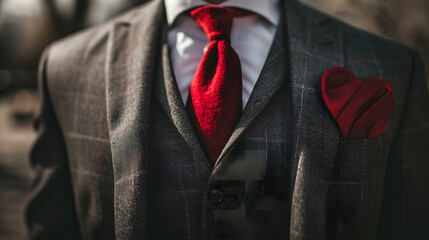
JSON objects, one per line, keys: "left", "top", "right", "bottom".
{"left": 191, "top": 6, "right": 234, "bottom": 42}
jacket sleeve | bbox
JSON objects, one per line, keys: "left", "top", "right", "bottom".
{"left": 378, "top": 50, "right": 429, "bottom": 239}
{"left": 25, "top": 47, "right": 81, "bottom": 240}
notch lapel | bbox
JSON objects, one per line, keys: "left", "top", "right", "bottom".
{"left": 285, "top": 0, "right": 345, "bottom": 238}
{"left": 104, "top": 0, "right": 164, "bottom": 238}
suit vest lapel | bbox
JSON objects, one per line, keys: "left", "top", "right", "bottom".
{"left": 154, "top": 41, "right": 211, "bottom": 168}
{"left": 285, "top": 0, "right": 345, "bottom": 238}
{"left": 215, "top": 16, "right": 289, "bottom": 167}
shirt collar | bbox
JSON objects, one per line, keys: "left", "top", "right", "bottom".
{"left": 164, "top": 0, "right": 280, "bottom": 26}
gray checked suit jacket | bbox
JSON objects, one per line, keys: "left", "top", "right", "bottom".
{"left": 26, "top": 0, "right": 429, "bottom": 239}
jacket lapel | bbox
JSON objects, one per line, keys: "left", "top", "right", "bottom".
{"left": 104, "top": 0, "right": 164, "bottom": 239}
{"left": 285, "top": 0, "right": 345, "bottom": 238}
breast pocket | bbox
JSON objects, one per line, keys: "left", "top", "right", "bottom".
{"left": 327, "top": 134, "right": 390, "bottom": 239}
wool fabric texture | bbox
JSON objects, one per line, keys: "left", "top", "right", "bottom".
{"left": 187, "top": 6, "right": 242, "bottom": 163}
{"left": 321, "top": 66, "right": 395, "bottom": 139}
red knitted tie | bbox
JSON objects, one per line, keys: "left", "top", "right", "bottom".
{"left": 188, "top": 6, "right": 242, "bottom": 164}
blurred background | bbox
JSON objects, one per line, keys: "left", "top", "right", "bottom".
{"left": 0, "top": 0, "right": 428, "bottom": 239}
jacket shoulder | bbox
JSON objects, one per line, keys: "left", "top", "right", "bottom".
{"left": 295, "top": 0, "right": 415, "bottom": 60}
{"left": 45, "top": 0, "right": 163, "bottom": 63}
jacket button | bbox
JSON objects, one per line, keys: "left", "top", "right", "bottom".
{"left": 209, "top": 189, "right": 223, "bottom": 203}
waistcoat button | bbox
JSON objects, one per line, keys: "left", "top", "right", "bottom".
{"left": 209, "top": 189, "right": 224, "bottom": 203}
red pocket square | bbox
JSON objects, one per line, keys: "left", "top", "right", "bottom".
{"left": 321, "top": 66, "right": 395, "bottom": 140}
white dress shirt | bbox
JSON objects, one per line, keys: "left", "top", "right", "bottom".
{"left": 164, "top": 0, "right": 280, "bottom": 109}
